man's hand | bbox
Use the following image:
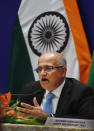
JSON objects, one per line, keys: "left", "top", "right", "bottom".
{"left": 17, "top": 97, "right": 50, "bottom": 120}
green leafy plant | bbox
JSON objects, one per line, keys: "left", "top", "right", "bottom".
{"left": 0, "top": 92, "right": 44, "bottom": 125}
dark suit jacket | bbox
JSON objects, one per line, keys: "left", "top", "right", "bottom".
{"left": 20, "top": 78, "right": 94, "bottom": 119}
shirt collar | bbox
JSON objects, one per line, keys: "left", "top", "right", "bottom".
{"left": 45, "top": 80, "right": 65, "bottom": 98}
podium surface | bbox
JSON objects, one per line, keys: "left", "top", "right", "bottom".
{"left": 1, "top": 123, "right": 94, "bottom": 131}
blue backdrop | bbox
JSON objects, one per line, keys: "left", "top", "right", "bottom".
{"left": 77, "top": 0, "right": 94, "bottom": 54}
{"left": 0, "top": 0, "right": 21, "bottom": 93}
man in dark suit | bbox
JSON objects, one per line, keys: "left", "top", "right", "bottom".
{"left": 17, "top": 52, "right": 94, "bottom": 120}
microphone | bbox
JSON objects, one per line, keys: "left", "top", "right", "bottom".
{"left": 11, "top": 89, "right": 44, "bottom": 97}
{"left": 11, "top": 89, "right": 45, "bottom": 106}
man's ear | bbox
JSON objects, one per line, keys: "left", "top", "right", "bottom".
{"left": 64, "top": 66, "right": 67, "bottom": 73}
{"left": 61, "top": 66, "right": 67, "bottom": 77}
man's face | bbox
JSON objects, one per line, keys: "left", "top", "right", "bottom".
{"left": 38, "top": 53, "right": 66, "bottom": 91}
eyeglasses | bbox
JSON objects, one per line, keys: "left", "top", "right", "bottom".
{"left": 35, "top": 66, "right": 63, "bottom": 73}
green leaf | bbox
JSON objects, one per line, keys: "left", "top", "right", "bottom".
{"left": 15, "top": 118, "right": 44, "bottom": 125}
{"left": 9, "top": 100, "right": 20, "bottom": 110}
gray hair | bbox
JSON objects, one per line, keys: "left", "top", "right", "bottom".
{"left": 58, "top": 55, "right": 67, "bottom": 67}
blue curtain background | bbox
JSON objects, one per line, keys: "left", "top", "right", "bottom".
{"left": 77, "top": 0, "right": 94, "bottom": 55}
{"left": 0, "top": 0, "right": 21, "bottom": 93}
{"left": 0, "top": 0, "right": 94, "bottom": 93}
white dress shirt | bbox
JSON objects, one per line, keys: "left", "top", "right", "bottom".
{"left": 41, "top": 80, "right": 65, "bottom": 114}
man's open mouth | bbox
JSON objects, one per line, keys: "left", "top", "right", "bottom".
{"left": 41, "top": 78, "right": 49, "bottom": 82}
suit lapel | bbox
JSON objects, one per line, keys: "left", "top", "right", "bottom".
{"left": 55, "top": 78, "right": 72, "bottom": 115}
{"left": 36, "top": 87, "right": 45, "bottom": 105}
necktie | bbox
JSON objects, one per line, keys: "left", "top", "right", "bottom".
{"left": 43, "top": 93, "right": 54, "bottom": 114}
